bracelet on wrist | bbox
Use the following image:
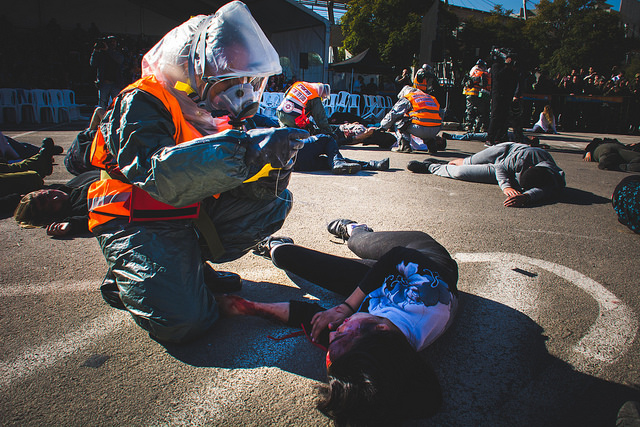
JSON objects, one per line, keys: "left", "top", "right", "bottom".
{"left": 341, "top": 301, "right": 356, "bottom": 313}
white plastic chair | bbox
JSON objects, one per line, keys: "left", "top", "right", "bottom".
{"left": 372, "top": 95, "right": 388, "bottom": 121}
{"left": 360, "top": 95, "right": 376, "bottom": 120}
{"left": 30, "top": 89, "right": 56, "bottom": 123}
{"left": 16, "top": 89, "right": 39, "bottom": 123}
{"left": 0, "top": 88, "right": 20, "bottom": 124}
{"left": 61, "top": 89, "right": 84, "bottom": 120}
{"left": 323, "top": 93, "right": 338, "bottom": 117}
{"left": 335, "top": 91, "right": 350, "bottom": 113}
{"left": 347, "top": 94, "right": 361, "bottom": 116}
{"left": 48, "top": 89, "right": 71, "bottom": 122}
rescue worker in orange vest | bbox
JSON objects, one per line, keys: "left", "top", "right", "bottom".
{"left": 86, "top": 1, "right": 308, "bottom": 343}
{"left": 380, "top": 86, "right": 445, "bottom": 154}
{"left": 276, "top": 81, "right": 332, "bottom": 134}
{"left": 413, "top": 64, "right": 445, "bottom": 106}
{"left": 462, "top": 59, "right": 490, "bottom": 132}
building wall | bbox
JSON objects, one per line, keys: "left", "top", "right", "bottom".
{"left": 620, "top": 0, "right": 640, "bottom": 40}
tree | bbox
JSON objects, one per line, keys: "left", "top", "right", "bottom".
{"left": 523, "top": 0, "right": 627, "bottom": 76}
{"left": 457, "top": 9, "right": 530, "bottom": 70}
{"left": 339, "top": 0, "right": 434, "bottom": 68}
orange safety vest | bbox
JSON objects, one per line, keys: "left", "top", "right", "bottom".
{"left": 87, "top": 75, "right": 210, "bottom": 232}
{"left": 413, "top": 75, "right": 428, "bottom": 93}
{"left": 463, "top": 67, "right": 486, "bottom": 97}
{"left": 278, "top": 82, "right": 320, "bottom": 117}
{"left": 404, "top": 91, "right": 442, "bottom": 127}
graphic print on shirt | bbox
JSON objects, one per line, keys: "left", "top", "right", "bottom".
{"left": 380, "top": 261, "right": 451, "bottom": 308}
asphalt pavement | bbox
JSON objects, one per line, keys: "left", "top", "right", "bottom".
{"left": 1, "top": 124, "right": 639, "bottom": 426}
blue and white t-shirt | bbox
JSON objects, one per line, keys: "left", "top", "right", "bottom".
{"left": 359, "top": 246, "right": 458, "bottom": 351}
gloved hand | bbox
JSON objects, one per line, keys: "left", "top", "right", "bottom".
{"left": 244, "top": 128, "right": 309, "bottom": 169}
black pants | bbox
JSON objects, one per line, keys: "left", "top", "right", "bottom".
{"left": 271, "top": 229, "right": 456, "bottom": 296}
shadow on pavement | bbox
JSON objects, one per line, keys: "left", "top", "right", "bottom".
{"left": 559, "top": 187, "right": 611, "bottom": 205}
{"left": 423, "top": 292, "right": 639, "bottom": 426}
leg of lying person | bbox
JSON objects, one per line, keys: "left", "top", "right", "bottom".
{"left": 270, "top": 243, "right": 372, "bottom": 296}
{"left": 429, "top": 162, "right": 498, "bottom": 183}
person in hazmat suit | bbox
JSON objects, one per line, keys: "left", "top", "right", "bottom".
{"left": 86, "top": 1, "right": 308, "bottom": 343}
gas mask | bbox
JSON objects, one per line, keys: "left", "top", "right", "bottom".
{"left": 201, "top": 76, "right": 267, "bottom": 125}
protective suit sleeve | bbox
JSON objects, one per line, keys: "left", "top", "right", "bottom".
{"left": 101, "top": 90, "right": 250, "bottom": 206}
{"left": 380, "top": 98, "right": 411, "bottom": 130}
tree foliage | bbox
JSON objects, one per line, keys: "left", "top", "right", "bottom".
{"left": 338, "top": 0, "right": 632, "bottom": 78}
{"left": 339, "top": 0, "right": 434, "bottom": 68}
{"left": 523, "top": 0, "right": 627, "bottom": 75}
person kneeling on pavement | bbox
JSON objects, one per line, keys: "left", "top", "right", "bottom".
{"left": 87, "top": 2, "right": 307, "bottom": 344}
{"left": 379, "top": 85, "right": 445, "bottom": 154}
{"left": 407, "top": 142, "right": 565, "bottom": 207}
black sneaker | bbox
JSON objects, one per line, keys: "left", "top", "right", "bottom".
{"left": 407, "top": 160, "right": 430, "bottom": 174}
{"left": 252, "top": 236, "right": 294, "bottom": 259}
{"left": 327, "top": 219, "right": 372, "bottom": 241}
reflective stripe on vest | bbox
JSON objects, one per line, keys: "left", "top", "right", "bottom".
{"left": 278, "top": 82, "right": 320, "bottom": 116}
{"left": 87, "top": 75, "right": 204, "bottom": 232}
{"left": 405, "top": 92, "right": 441, "bottom": 127}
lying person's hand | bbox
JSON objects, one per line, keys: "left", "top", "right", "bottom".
{"left": 310, "top": 304, "right": 353, "bottom": 342}
{"left": 46, "top": 222, "right": 70, "bottom": 236}
{"left": 448, "top": 158, "right": 464, "bottom": 166}
{"left": 583, "top": 152, "right": 592, "bottom": 162}
{"left": 504, "top": 193, "right": 530, "bottom": 207}
{"left": 502, "top": 187, "right": 521, "bottom": 198}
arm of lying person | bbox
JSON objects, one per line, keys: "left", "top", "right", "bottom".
{"left": 216, "top": 295, "right": 333, "bottom": 347}
{"left": 310, "top": 287, "right": 367, "bottom": 342}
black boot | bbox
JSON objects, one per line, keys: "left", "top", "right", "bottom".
{"left": 366, "top": 158, "right": 390, "bottom": 171}
{"left": 203, "top": 261, "right": 242, "bottom": 293}
{"left": 331, "top": 159, "right": 362, "bottom": 174}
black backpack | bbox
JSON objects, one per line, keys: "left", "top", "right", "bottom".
{"left": 612, "top": 175, "right": 640, "bottom": 234}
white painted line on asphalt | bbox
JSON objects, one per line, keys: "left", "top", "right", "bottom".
{"left": 455, "top": 252, "right": 638, "bottom": 375}
{"left": 0, "top": 310, "right": 129, "bottom": 389}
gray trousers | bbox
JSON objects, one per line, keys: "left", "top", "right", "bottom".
{"left": 429, "top": 149, "right": 498, "bottom": 184}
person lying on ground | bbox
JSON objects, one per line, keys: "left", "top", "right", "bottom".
{"left": 441, "top": 131, "right": 545, "bottom": 148}
{"left": 407, "top": 141, "right": 566, "bottom": 207}
{"left": 217, "top": 219, "right": 458, "bottom": 426}
{"left": 583, "top": 138, "right": 640, "bottom": 172}
{"left": 294, "top": 134, "right": 389, "bottom": 175}
{"left": 0, "top": 138, "right": 58, "bottom": 209}
{"left": 0, "top": 131, "right": 63, "bottom": 162}
{"left": 13, "top": 170, "right": 100, "bottom": 237}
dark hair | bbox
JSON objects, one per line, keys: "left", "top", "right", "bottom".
{"left": 519, "top": 166, "right": 555, "bottom": 190}
{"left": 317, "top": 330, "right": 442, "bottom": 426}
